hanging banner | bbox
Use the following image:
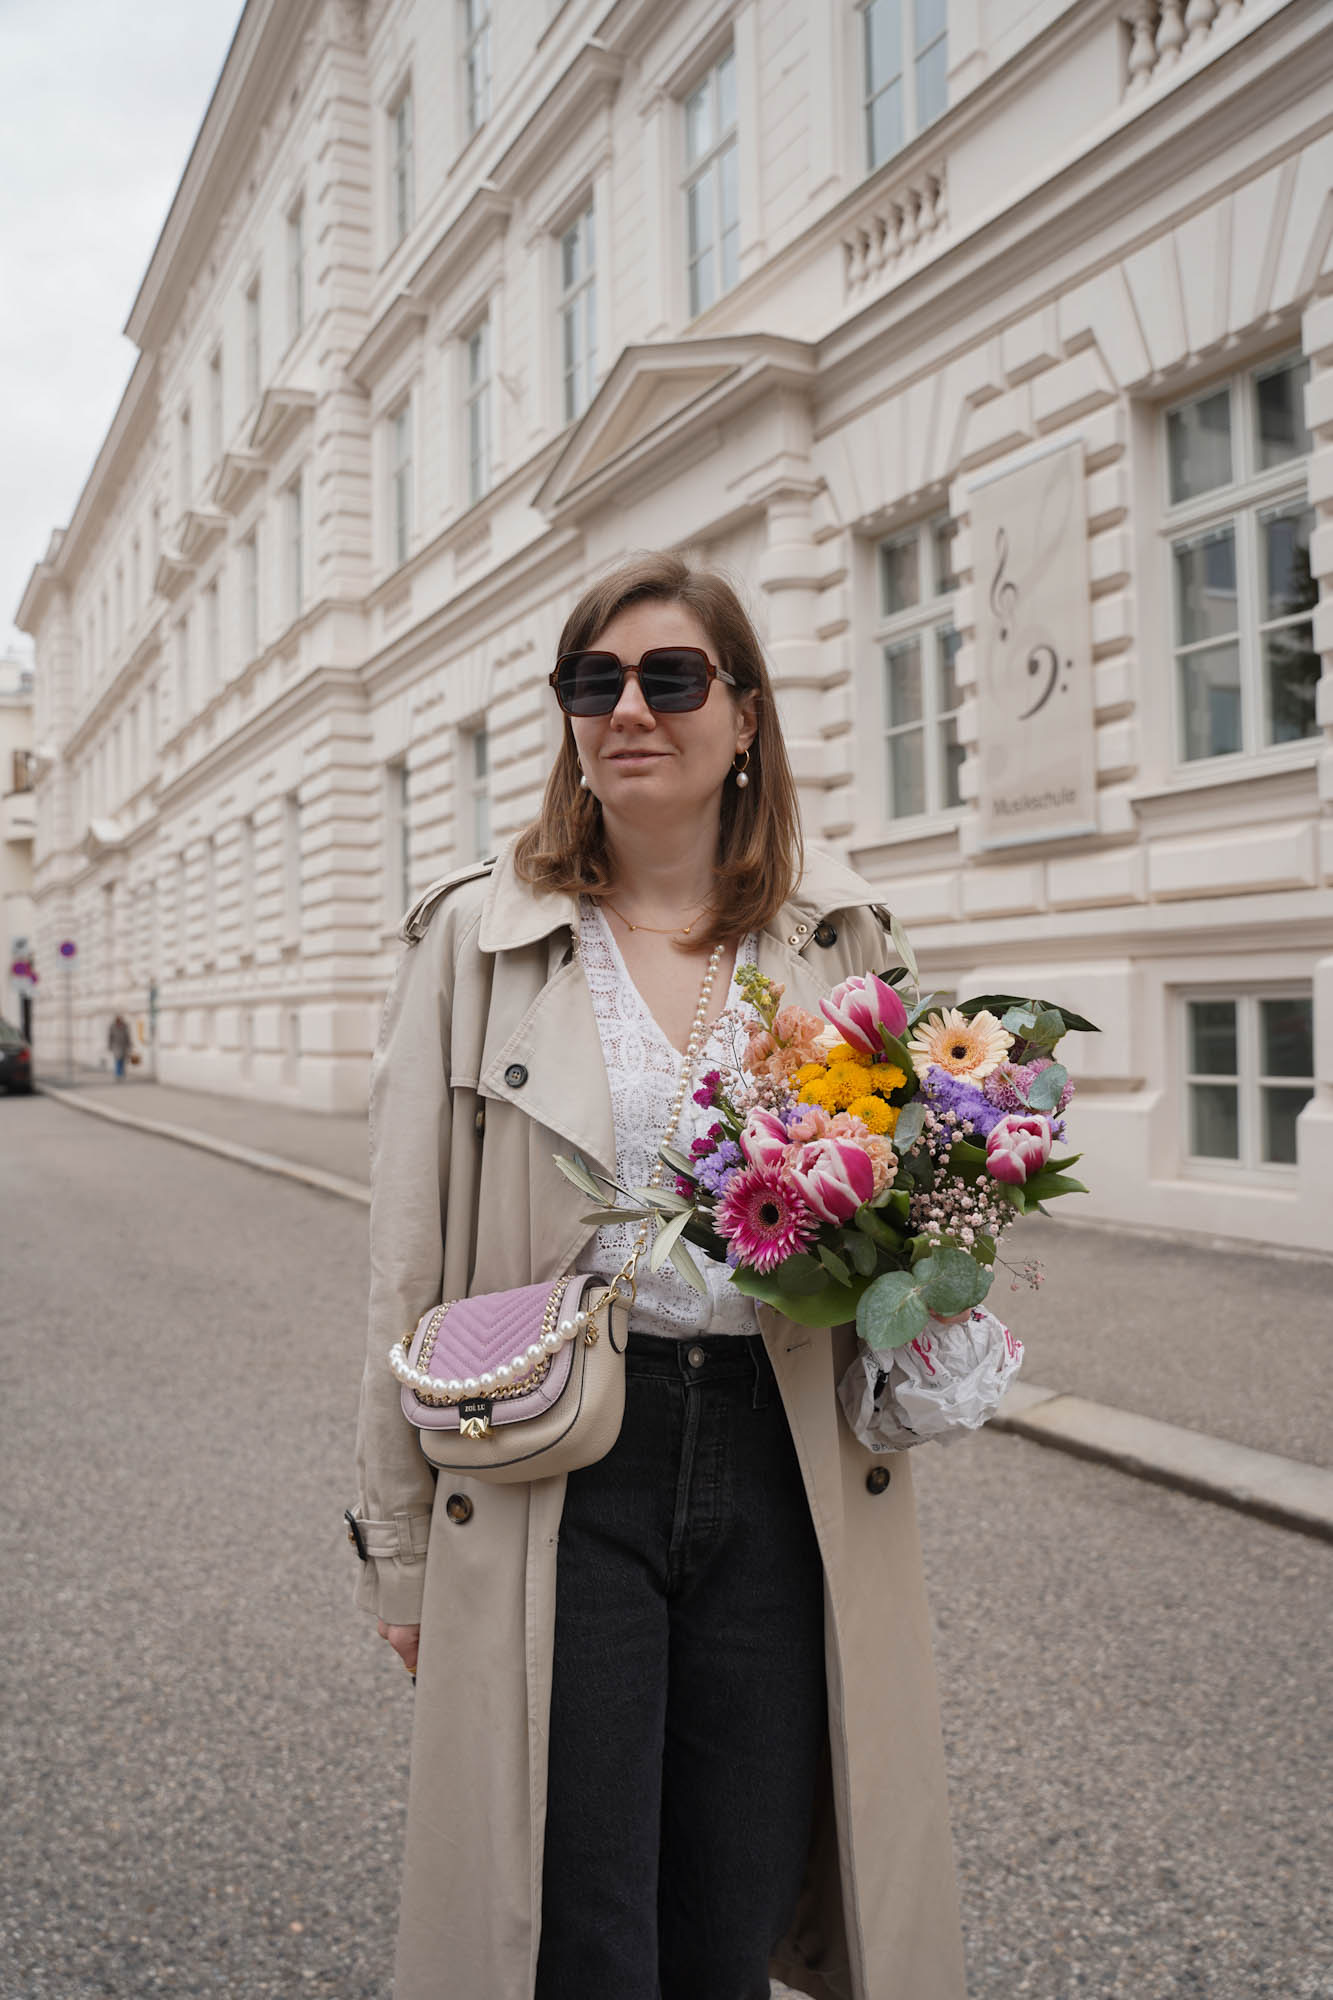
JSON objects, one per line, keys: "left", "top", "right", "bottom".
{"left": 968, "top": 439, "right": 1097, "bottom": 848}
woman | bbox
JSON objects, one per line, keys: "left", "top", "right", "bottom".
{"left": 350, "top": 554, "right": 966, "bottom": 2000}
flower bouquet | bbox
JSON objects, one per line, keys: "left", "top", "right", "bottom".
{"left": 555, "top": 918, "right": 1097, "bottom": 1376}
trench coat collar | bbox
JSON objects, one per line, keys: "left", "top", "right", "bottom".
{"left": 476, "top": 834, "right": 887, "bottom": 956}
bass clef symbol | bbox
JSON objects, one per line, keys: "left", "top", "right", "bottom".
{"left": 989, "top": 527, "right": 1019, "bottom": 642}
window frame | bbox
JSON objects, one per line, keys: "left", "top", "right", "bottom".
{"left": 286, "top": 195, "right": 306, "bottom": 345}
{"left": 871, "top": 514, "right": 964, "bottom": 826}
{"left": 462, "top": 0, "right": 492, "bottom": 140}
{"left": 388, "top": 83, "right": 415, "bottom": 249}
{"left": 1179, "top": 987, "right": 1314, "bottom": 1182}
{"left": 384, "top": 760, "right": 411, "bottom": 921}
{"left": 178, "top": 401, "right": 193, "bottom": 509}
{"left": 285, "top": 475, "right": 304, "bottom": 621}
{"left": 240, "top": 529, "right": 260, "bottom": 663}
{"left": 203, "top": 577, "right": 221, "bottom": 698}
{"left": 244, "top": 275, "right": 263, "bottom": 409}
{"left": 463, "top": 317, "right": 492, "bottom": 507}
{"left": 861, "top": 0, "right": 949, "bottom": 175}
{"left": 389, "top": 397, "right": 414, "bottom": 567}
{"left": 461, "top": 721, "right": 492, "bottom": 861}
{"left": 1160, "top": 351, "right": 1315, "bottom": 772}
{"left": 682, "top": 48, "right": 740, "bottom": 322}
{"left": 208, "top": 347, "right": 224, "bottom": 464}
{"left": 557, "top": 199, "right": 597, "bottom": 426}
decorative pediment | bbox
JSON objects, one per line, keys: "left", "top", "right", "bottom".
{"left": 177, "top": 506, "right": 229, "bottom": 561}
{"left": 534, "top": 334, "right": 816, "bottom": 520}
{"left": 215, "top": 447, "right": 267, "bottom": 512}
{"left": 153, "top": 548, "right": 194, "bottom": 601}
{"left": 411, "top": 185, "right": 513, "bottom": 308}
{"left": 248, "top": 384, "right": 317, "bottom": 455}
{"left": 490, "top": 44, "right": 623, "bottom": 197}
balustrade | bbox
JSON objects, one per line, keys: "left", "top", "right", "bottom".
{"left": 1125, "top": 0, "right": 1255, "bottom": 95}
{"left": 841, "top": 164, "right": 949, "bottom": 303}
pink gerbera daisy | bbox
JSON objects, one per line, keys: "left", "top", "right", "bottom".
{"left": 715, "top": 1164, "right": 819, "bottom": 1274}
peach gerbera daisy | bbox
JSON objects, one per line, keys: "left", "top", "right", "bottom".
{"left": 906, "top": 1006, "right": 1012, "bottom": 1082}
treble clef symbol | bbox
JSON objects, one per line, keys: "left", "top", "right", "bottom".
{"left": 990, "top": 528, "right": 1019, "bottom": 641}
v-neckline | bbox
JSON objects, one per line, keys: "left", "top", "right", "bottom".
{"left": 588, "top": 900, "right": 740, "bottom": 1062}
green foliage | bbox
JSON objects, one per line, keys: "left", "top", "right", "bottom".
{"left": 891, "top": 1100, "right": 926, "bottom": 1151}
{"left": 957, "top": 994, "right": 1101, "bottom": 1035}
{"left": 730, "top": 1265, "right": 871, "bottom": 1326}
{"left": 1023, "top": 1062, "right": 1067, "bottom": 1113}
{"left": 914, "top": 1244, "right": 992, "bottom": 1317}
{"left": 818, "top": 1243, "right": 853, "bottom": 1287}
{"left": 856, "top": 1270, "right": 929, "bottom": 1350}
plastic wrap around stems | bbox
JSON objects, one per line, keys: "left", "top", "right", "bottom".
{"left": 838, "top": 1307, "right": 1024, "bottom": 1453}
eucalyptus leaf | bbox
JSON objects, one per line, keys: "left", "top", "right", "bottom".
{"left": 818, "top": 1244, "right": 852, "bottom": 1288}
{"left": 888, "top": 913, "right": 919, "bottom": 988}
{"left": 554, "top": 1152, "right": 611, "bottom": 1201}
{"left": 892, "top": 1100, "right": 927, "bottom": 1152}
{"left": 915, "top": 1245, "right": 992, "bottom": 1317}
{"left": 1026, "top": 1007, "right": 1066, "bottom": 1049}
{"left": 1001, "top": 1004, "right": 1039, "bottom": 1035}
{"left": 1024, "top": 1063, "right": 1067, "bottom": 1113}
{"left": 649, "top": 1207, "right": 694, "bottom": 1274}
{"left": 958, "top": 994, "right": 1100, "bottom": 1035}
{"left": 856, "top": 1270, "right": 929, "bottom": 1351}
{"left": 665, "top": 1231, "right": 711, "bottom": 1296}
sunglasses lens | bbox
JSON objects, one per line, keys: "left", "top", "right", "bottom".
{"left": 554, "top": 654, "right": 623, "bottom": 715}
{"left": 638, "top": 650, "right": 711, "bottom": 711}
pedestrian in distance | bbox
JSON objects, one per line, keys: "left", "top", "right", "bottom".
{"left": 350, "top": 552, "right": 967, "bottom": 2000}
{"left": 107, "top": 1013, "right": 131, "bottom": 1081}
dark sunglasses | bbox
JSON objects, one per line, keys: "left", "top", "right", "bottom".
{"left": 548, "top": 647, "right": 738, "bottom": 716}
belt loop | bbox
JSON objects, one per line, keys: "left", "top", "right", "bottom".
{"left": 749, "top": 1336, "right": 771, "bottom": 1411}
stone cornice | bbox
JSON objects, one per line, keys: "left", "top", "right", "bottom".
{"left": 215, "top": 447, "right": 268, "bottom": 514}
{"left": 489, "top": 42, "right": 624, "bottom": 196}
{"left": 154, "top": 549, "right": 195, "bottom": 603}
{"left": 344, "top": 294, "right": 429, "bottom": 391}
{"left": 248, "top": 384, "right": 317, "bottom": 455}
{"left": 409, "top": 185, "right": 514, "bottom": 308}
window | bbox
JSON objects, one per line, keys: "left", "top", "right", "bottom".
{"left": 175, "top": 854, "right": 188, "bottom": 971}
{"left": 286, "top": 478, "right": 304, "bottom": 620}
{"left": 175, "top": 616, "right": 191, "bottom": 727}
{"left": 389, "top": 86, "right": 414, "bottom": 246}
{"left": 179, "top": 403, "right": 193, "bottom": 506}
{"left": 463, "top": 725, "right": 491, "bottom": 860}
{"left": 683, "top": 50, "right": 739, "bottom": 319}
{"left": 1165, "top": 353, "right": 1316, "bottom": 764}
{"left": 462, "top": 0, "right": 491, "bottom": 137}
{"left": 559, "top": 202, "right": 597, "bottom": 424}
{"left": 238, "top": 814, "right": 256, "bottom": 955}
{"left": 287, "top": 197, "right": 306, "bottom": 343}
{"left": 208, "top": 347, "right": 223, "bottom": 462}
{"left": 283, "top": 793, "right": 302, "bottom": 943}
{"left": 204, "top": 579, "right": 221, "bottom": 697}
{"left": 204, "top": 836, "right": 218, "bottom": 963}
{"left": 1183, "top": 992, "right": 1313, "bottom": 1171}
{"left": 874, "top": 516, "right": 961, "bottom": 821}
{"left": 245, "top": 277, "right": 262, "bottom": 407}
{"left": 464, "top": 320, "right": 492, "bottom": 506}
{"left": 863, "top": 0, "right": 948, "bottom": 171}
{"left": 130, "top": 534, "right": 141, "bottom": 614}
{"left": 114, "top": 564, "right": 124, "bottom": 644}
{"left": 386, "top": 762, "right": 411, "bottom": 917}
{"left": 240, "top": 531, "right": 260, "bottom": 661}
{"left": 390, "top": 401, "right": 413, "bottom": 565}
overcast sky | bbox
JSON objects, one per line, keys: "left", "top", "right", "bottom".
{"left": 1, "top": 0, "right": 246, "bottom": 655}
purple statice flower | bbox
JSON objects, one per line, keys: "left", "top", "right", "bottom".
{"left": 919, "top": 1066, "right": 1007, "bottom": 1139}
{"left": 695, "top": 1139, "right": 743, "bottom": 1199}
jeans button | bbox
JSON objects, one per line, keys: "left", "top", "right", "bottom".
{"left": 687, "top": 1345, "right": 706, "bottom": 1368}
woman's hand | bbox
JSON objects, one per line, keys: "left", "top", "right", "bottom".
{"left": 378, "top": 1620, "right": 421, "bottom": 1674}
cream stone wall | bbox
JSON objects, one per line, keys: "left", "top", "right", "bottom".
{"left": 0, "top": 653, "right": 36, "bottom": 1033}
{"left": 16, "top": 0, "right": 1333, "bottom": 1246}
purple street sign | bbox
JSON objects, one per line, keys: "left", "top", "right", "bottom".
{"left": 59, "top": 940, "right": 77, "bottom": 958}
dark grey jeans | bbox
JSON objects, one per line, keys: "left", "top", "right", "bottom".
{"left": 535, "top": 1331, "right": 827, "bottom": 2000}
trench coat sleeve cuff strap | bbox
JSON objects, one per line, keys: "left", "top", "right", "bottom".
{"left": 345, "top": 1506, "right": 431, "bottom": 1563}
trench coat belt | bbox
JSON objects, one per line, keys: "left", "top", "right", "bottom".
{"left": 345, "top": 1506, "right": 432, "bottom": 1562}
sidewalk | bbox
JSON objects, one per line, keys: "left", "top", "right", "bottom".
{"left": 38, "top": 1072, "right": 1333, "bottom": 1540}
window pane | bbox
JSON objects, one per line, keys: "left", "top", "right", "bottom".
{"left": 915, "top": 0, "right": 946, "bottom": 36}
{"left": 1262, "top": 623, "right": 1319, "bottom": 746}
{"left": 931, "top": 518, "right": 956, "bottom": 596}
{"left": 719, "top": 139, "right": 739, "bottom": 235}
{"left": 687, "top": 172, "right": 713, "bottom": 260}
{"left": 720, "top": 222, "right": 740, "bottom": 296}
{"left": 889, "top": 729, "right": 926, "bottom": 819}
{"left": 1254, "top": 356, "right": 1310, "bottom": 471}
{"left": 1189, "top": 1081, "right": 1239, "bottom": 1159}
{"left": 685, "top": 77, "right": 712, "bottom": 163}
{"left": 915, "top": 37, "right": 948, "bottom": 127}
{"left": 868, "top": 77, "right": 903, "bottom": 168}
{"left": 1261, "top": 505, "right": 1316, "bottom": 623}
{"left": 561, "top": 228, "right": 578, "bottom": 291}
{"left": 865, "top": 0, "right": 902, "bottom": 94}
{"left": 941, "top": 715, "right": 964, "bottom": 809}
{"left": 884, "top": 637, "right": 923, "bottom": 725}
{"left": 1167, "top": 388, "right": 1232, "bottom": 504}
{"left": 1178, "top": 643, "right": 1241, "bottom": 761}
{"left": 717, "top": 50, "right": 737, "bottom": 133}
{"left": 1174, "top": 527, "right": 1236, "bottom": 646}
{"left": 472, "top": 729, "right": 489, "bottom": 780}
{"left": 937, "top": 624, "right": 961, "bottom": 711}
{"left": 880, "top": 533, "right": 919, "bottom": 614}
{"left": 1262, "top": 1085, "right": 1310, "bottom": 1165}
{"left": 1260, "top": 997, "right": 1313, "bottom": 1078}
{"left": 1188, "top": 999, "right": 1237, "bottom": 1076}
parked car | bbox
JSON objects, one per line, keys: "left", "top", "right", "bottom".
{"left": 0, "top": 1016, "right": 33, "bottom": 1093}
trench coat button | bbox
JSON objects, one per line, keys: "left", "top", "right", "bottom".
{"left": 814, "top": 922, "right": 838, "bottom": 947}
{"left": 865, "top": 1465, "right": 891, "bottom": 1494}
{"left": 504, "top": 1063, "right": 528, "bottom": 1089}
{"left": 474, "top": 1107, "right": 486, "bottom": 1134}
{"left": 445, "top": 1493, "right": 474, "bottom": 1524}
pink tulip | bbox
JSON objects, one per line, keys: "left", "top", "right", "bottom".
{"left": 738, "top": 1107, "right": 792, "bottom": 1170}
{"left": 984, "top": 1113, "right": 1053, "bottom": 1185}
{"left": 819, "top": 972, "right": 908, "bottom": 1055}
{"left": 787, "top": 1135, "right": 876, "bottom": 1224}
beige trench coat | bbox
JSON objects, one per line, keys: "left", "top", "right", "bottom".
{"left": 352, "top": 838, "right": 967, "bottom": 2000}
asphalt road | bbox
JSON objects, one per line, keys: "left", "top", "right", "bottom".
{"left": 2, "top": 1093, "right": 1330, "bottom": 2000}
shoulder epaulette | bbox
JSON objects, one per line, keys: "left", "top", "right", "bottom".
{"left": 400, "top": 856, "right": 497, "bottom": 943}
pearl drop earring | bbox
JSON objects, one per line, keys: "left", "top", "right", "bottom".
{"left": 733, "top": 748, "right": 751, "bottom": 789}
{"left": 579, "top": 771, "right": 590, "bottom": 789}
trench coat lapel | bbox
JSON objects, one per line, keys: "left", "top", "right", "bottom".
{"left": 478, "top": 938, "right": 618, "bottom": 1181}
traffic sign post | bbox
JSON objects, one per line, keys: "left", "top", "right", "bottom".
{"left": 59, "top": 941, "right": 77, "bottom": 1082}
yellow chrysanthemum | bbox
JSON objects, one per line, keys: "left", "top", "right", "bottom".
{"left": 825, "top": 1064, "right": 870, "bottom": 1111}
{"left": 868, "top": 1063, "right": 906, "bottom": 1097}
{"left": 848, "top": 1095, "right": 893, "bottom": 1135}
{"left": 906, "top": 1006, "right": 1012, "bottom": 1082}
{"left": 824, "top": 1042, "right": 874, "bottom": 1067}
{"left": 794, "top": 1061, "right": 826, "bottom": 1087}
{"left": 799, "top": 1077, "right": 833, "bottom": 1109}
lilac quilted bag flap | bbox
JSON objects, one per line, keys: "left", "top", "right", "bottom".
{"left": 399, "top": 1277, "right": 586, "bottom": 1431}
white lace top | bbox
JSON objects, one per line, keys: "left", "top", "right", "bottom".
{"left": 574, "top": 898, "right": 762, "bottom": 1341}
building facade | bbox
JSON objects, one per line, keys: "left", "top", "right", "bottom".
{"left": 16, "top": 0, "right": 1333, "bottom": 1250}
{"left": 0, "top": 651, "right": 36, "bottom": 1037}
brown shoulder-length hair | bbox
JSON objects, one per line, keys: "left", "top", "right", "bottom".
{"left": 513, "top": 552, "right": 803, "bottom": 950}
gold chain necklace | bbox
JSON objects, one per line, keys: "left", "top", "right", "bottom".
{"left": 604, "top": 898, "right": 706, "bottom": 936}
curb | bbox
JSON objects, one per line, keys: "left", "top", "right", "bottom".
{"left": 38, "top": 1084, "right": 371, "bottom": 1208}
{"left": 39, "top": 1083, "right": 1332, "bottom": 1542}
{"left": 992, "top": 1382, "right": 1333, "bottom": 1543}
